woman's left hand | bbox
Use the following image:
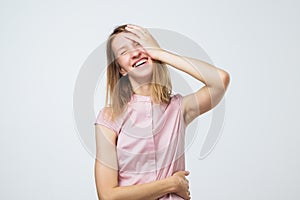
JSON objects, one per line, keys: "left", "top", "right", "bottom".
{"left": 124, "top": 24, "right": 162, "bottom": 60}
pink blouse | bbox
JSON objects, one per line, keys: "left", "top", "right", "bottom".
{"left": 95, "top": 94, "right": 186, "bottom": 199}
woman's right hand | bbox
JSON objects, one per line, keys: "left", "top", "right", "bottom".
{"left": 170, "top": 171, "right": 191, "bottom": 199}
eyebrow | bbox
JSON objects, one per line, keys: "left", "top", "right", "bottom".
{"left": 115, "top": 40, "right": 139, "bottom": 54}
{"left": 117, "top": 46, "right": 126, "bottom": 52}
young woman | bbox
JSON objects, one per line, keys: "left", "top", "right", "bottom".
{"left": 94, "top": 24, "right": 230, "bottom": 200}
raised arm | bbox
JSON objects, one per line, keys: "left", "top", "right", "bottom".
{"left": 154, "top": 51, "right": 230, "bottom": 125}
{"left": 124, "top": 24, "right": 230, "bottom": 125}
{"left": 94, "top": 124, "right": 190, "bottom": 200}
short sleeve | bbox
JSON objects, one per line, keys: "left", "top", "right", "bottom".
{"left": 172, "top": 93, "right": 184, "bottom": 107}
{"left": 172, "top": 93, "right": 187, "bottom": 129}
{"left": 94, "top": 107, "right": 120, "bottom": 134}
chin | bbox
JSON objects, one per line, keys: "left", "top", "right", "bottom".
{"left": 128, "top": 65, "right": 153, "bottom": 83}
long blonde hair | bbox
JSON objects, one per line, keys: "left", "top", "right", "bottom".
{"left": 105, "top": 24, "right": 172, "bottom": 119}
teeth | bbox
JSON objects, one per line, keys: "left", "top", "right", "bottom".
{"left": 133, "top": 59, "right": 147, "bottom": 67}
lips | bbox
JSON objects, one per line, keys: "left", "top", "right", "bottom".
{"left": 132, "top": 57, "right": 148, "bottom": 68}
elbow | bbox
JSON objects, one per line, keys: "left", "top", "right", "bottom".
{"left": 97, "top": 189, "right": 117, "bottom": 200}
{"left": 99, "top": 196, "right": 111, "bottom": 200}
{"left": 98, "top": 194, "right": 113, "bottom": 200}
{"left": 220, "top": 70, "right": 230, "bottom": 91}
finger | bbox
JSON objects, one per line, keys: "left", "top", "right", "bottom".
{"left": 125, "top": 26, "right": 148, "bottom": 38}
{"left": 125, "top": 26, "right": 144, "bottom": 38}
{"left": 126, "top": 24, "right": 141, "bottom": 28}
{"left": 126, "top": 25, "right": 149, "bottom": 36}
{"left": 122, "top": 31, "right": 139, "bottom": 39}
{"left": 187, "top": 191, "right": 191, "bottom": 199}
{"left": 126, "top": 24, "right": 146, "bottom": 32}
{"left": 122, "top": 32, "right": 141, "bottom": 44}
{"left": 184, "top": 171, "right": 190, "bottom": 176}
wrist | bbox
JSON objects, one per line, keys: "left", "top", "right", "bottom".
{"left": 165, "top": 176, "right": 178, "bottom": 193}
{"left": 149, "top": 48, "right": 165, "bottom": 61}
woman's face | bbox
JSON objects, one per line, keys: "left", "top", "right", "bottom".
{"left": 111, "top": 32, "right": 154, "bottom": 81}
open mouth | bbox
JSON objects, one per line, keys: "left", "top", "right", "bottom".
{"left": 132, "top": 58, "right": 148, "bottom": 68}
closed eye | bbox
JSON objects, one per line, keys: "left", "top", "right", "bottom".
{"left": 117, "top": 46, "right": 127, "bottom": 56}
{"left": 120, "top": 50, "right": 127, "bottom": 55}
{"left": 133, "top": 42, "right": 141, "bottom": 47}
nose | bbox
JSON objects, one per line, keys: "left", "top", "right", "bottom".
{"left": 129, "top": 47, "right": 142, "bottom": 59}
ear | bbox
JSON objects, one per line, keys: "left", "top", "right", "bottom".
{"left": 119, "top": 67, "right": 128, "bottom": 76}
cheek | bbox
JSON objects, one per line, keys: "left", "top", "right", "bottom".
{"left": 117, "top": 55, "right": 130, "bottom": 68}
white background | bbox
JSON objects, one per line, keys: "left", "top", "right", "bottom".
{"left": 1, "top": 0, "right": 300, "bottom": 199}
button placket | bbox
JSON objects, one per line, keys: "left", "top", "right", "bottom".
{"left": 149, "top": 101, "right": 159, "bottom": 177}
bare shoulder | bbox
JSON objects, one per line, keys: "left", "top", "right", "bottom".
{"left": 101, "top": 106, "right": 114, "bottom": 118}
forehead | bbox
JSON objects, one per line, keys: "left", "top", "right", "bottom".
{"left": 111, "top": 33, "right": 133, "bottom": 51}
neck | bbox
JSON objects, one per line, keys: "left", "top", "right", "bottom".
{"left": 128, "top": 75, "right": 153, "bottom": 96}
{"left": 131, "top": 83, "right": 152, "bottom": 96}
